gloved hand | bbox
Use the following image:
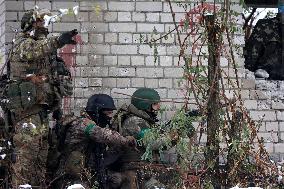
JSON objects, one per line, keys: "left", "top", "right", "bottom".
{"left": 58, "top": 29, "right": 78, "bottom": 47}
{"left": 125, "top": 136, "right": 137, "bottom": 148}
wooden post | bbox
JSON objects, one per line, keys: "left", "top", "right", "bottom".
{"left": 205, "top": 14, "right": 221, "bottom": 188}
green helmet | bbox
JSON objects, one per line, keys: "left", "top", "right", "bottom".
{"left": 21, "top": 8, "right": 52, "bottom": 32}
{"left": 131, "top": 88, "right": 160, "bottom": 111}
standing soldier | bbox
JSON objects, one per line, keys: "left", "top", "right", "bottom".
{"left": 1, "top": 8, "right": 77, "bottom": 188}
{"left": 52, "top": 94, "right": 136, "bottom": 189}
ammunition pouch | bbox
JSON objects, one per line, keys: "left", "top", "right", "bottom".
{"left": 2, "top": 80, "right": 52, "bottom": 112}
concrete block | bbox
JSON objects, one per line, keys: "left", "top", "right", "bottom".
{"left": 108, "top": 2, "right": 135, "bottom": 11}
{"left": 155, "top": 88, "right": 167, "bottom": 98}
{"left": 6, "top": 1, "right": 23, "bottom": 11}
{"left": 160, "top": 13, "right": 173, "bottom": 23}
{"left": 118, "top": 56, "right": 131, "bottom": 66}
{"left": 118, "top": 12, "right": 131, "bottom": 22}
{"left": 52, "top": 1, "right": 79, "bottom": 11}
{"left": 25, "top": 1, "right": 51, "bottom": 10}
{"left": 139, "top": 45, "right": 166, "bottom": 55}
{"left": 82, "top": 44, "right": 110, "bottom": 55}
{"left": 250, "top": 90, "right": 269, "bottom": 100}
{"left": 274, "top": 143, "right": 284, "bottom": 153}
{"left": 104, "top": 12, "right": 117, "bottom": 22}
{"left": 164, "top": 68, "right": 184, "bottom": 78}
{"left": 83, "top": 87, "right": 110, "bottom": 98}
{"left": 81, "top": 22, "right": 108, "bottom": 33}
{"left": 266, "top": 122, "right": 279, "bottom": 132}
{"left": 250, "top": 111, "right": 276, "bottom": 121}
{"left": 173, "top": 78, "right": 186, "bottom": 88}
{"left": 109, "top": 67, "right": 135, "bottom": 77}
{"left": 163, "top": 2, "right": 186, "bottom": 12}
{"left": 76, "top": 56, "right": 88, "bottom": 66}
{"left": 272, "top": 101, "right": 284, "bottom": 110}
{"left": 109, "top": 23, "right": 136, "bottom": 32}
{"left": 166, "top": 46, "right": 180, "bottom": 55}
{"left": 136, "top": 2, "right": 162, "bottom": 12}
{"left": 105, "top": 33, "right": 117, "bottom": 43}
{"left": 137, "top": 23, "right": 164, "bottom": 32}
{"left": 5, "top": 22, "right": 20, "bottom": 33}
{"left": 89, "top": 54, "right": 103, "bottom": 66}
{"left": 117, "top": 78, "right": 131, "bottom": 88}
{"left": 102, "top": 78, "right": 117, "bottom": 88}
{"left": 89, "top": 67, "right": 109, "bottom": 77}
{"left": 162, "top": 34, "right": 175, "bottom": 44}
{"left": 159, "top": 79, "right": 173, "bottom": 88}
{"left": 53, "top": 22, "right": 80, "bottom": 32}
{"left": 136, "top": 68, "right": 163, "bottom": 78}
{"left": 160, "top": 56, "right": 172, "bottom": 67}
{"left": 111, "top": 45, "right": 138, "bottom": 55}
{"left": 131, "top": 56, "right": 144, "bottom": 66}
{"left": 80, "top": 1, "right": 107, "bottom": 11}
{"left": 257, "top": 100, "right": 272, "bottom": 110}
{"left": 5, "top": 12, "right": 17, "bottom": 21}
{"left": 75, "top": 98, "right": 87, "bottom": 108}
{"left": 131, "top": 78, "right": 144, "bottom": 87}
{"left": 145, "top": 79, "right": 158, "bottom": 88}
{"left": 240, "top": 90, "right": 250, "bottom": 99}
{"left": 168, "top": 89, "right": 184, "bottom": 99}
{"left": 104, "top": 56, "right": 117, "bottom": 66}
{"left": 258, "top": 132, "right": 278, "bottom": 143}
{"left": 242, "top": 79, "right": 255, "bottom": 89}
{"left": 89, "top": 78, "right": 103, "bottom": 87}
{"left": 90, "top": 12, "right": 103, "bottom": 22}
{"left": 243, "top": 100, "right": 257, "bottom": 110}
{"left": 89, "top": 33, "right": 104, "bottom": 44}
{"left": 133, "top": 33, "right": 145, "bottom": 43}
{"left": 111, "top": 88, "right": 137, "bottom": 98}
{"left": 146, "top": 13, "right": 160, "bottom": 22}
{"left": 277, "top": 111, "right": 284, "bottom": 121}
{"left": 119, "top": 33, "right": 132, "bottom": 44}
{"left": 75, "top": 78, "right": 88, "bottom": 88}
{"left": 145, "top": 56, "right": 156, "bottom": 66}
{"left": 132, "top": 12, "right": 145, "bottom": 22}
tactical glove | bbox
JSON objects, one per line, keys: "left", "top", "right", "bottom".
{"left": 58, "top": 29, "right": 78, "bottom": 47}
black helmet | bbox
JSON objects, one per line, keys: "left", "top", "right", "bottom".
{"left": 86, "top": 94, "right": 116, "bottom": 112}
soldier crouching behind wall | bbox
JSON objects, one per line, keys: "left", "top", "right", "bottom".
{"left": 1, "top": 8, "right": 78, "bottom": 188}
{"left": 50, "top": 94, "right": 137, "bottom": 189}
{"left": 111, "top": 88, "right": 179, "bottom": 189}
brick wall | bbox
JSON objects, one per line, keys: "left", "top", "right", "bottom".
{"left": 2, "top": 0, "right": 284, "bottom": 159}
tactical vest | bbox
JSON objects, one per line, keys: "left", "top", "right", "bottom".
{"left": 1, "top": 34, "right": 72, "bottom": 119}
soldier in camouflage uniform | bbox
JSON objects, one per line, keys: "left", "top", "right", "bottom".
{"left": 112, "top": 88, "right": 177, "bottom": 189}
{"left": 2, "top": 8, "right": 78, "bottom": 188}
{"left": 244, "top": 14, "right": 284, "bottom": 80}
{"left": 51, "top": 94, "right": 136, "bottom": 189}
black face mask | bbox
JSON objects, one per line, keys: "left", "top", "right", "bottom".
{"left": 146, "top": 110, "right": 159, "bottom": 123}
{"left": 87, "top": 110, "right": 111, "bottom": 128}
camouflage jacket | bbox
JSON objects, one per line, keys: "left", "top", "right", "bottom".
{"left": 10, "top": 32, "right": 60, "bottom": 80}
{"left": 244, "top": 15, "right": 284, "bottom": 80}
{"left": 55, "top": 113, "right": 130, "bottom": 182}
{"left": 113, "top": 103, "right": 155, "bottom": 140}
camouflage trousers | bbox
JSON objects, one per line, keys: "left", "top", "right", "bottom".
{"left": 11, "top": 114, "right": 49, "bottom": 188}
{"left": 116, "top": 162, "right": 179, "bottom": 189}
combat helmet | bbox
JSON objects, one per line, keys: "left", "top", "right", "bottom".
{"left": 21, "top": 8, "right": 52, "bottom": 32}
{"left": 86, "top": 94, "right": 116, "bottom": 113}
{"left": 131, "top": 88, "right": 160, "bottom": 111}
